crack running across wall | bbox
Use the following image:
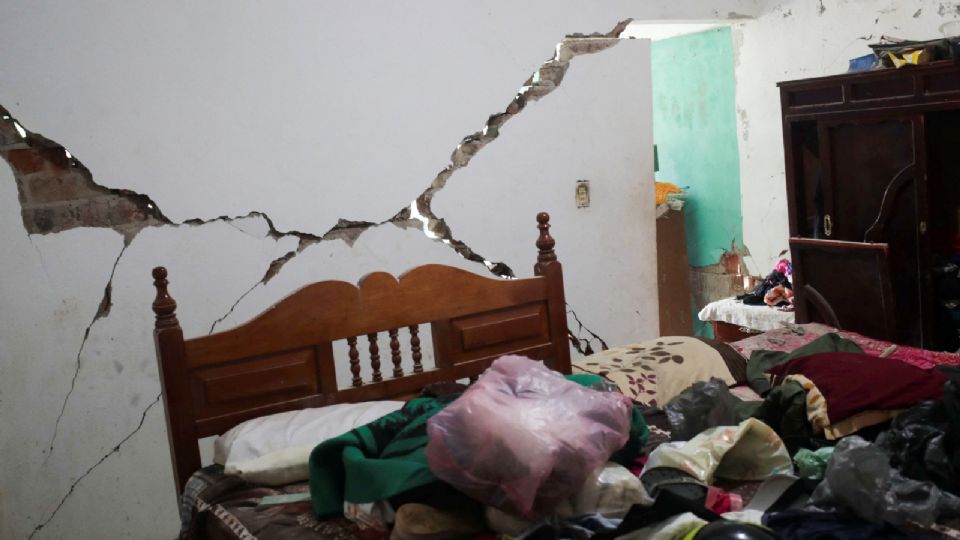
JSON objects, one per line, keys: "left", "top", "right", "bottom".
{"left": 44, "top": 240, "right": 130, "bottom": 463}
{"left": 567, "top": 304, "right": 610, "bottom": 356}
{"left": 28, "top": 393, "right": 161, "bottom": 540}
{"left": 1, "top": 20, "right": 633, "bottom": 533}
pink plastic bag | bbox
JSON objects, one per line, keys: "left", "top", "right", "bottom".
{"left": 425, "top": 355, "right": 632, "bottom": 519}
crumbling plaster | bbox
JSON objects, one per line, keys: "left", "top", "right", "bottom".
{"left": 0, "top": 2, "right": 774, "bottom": 537}
{"left": 734, "top": 0, "right": 960, "bottom": 272}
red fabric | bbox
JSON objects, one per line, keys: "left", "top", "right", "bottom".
{"left": 767, "top": 352, "right": 947, "bottom": 423}
{"left": 705, "top": 487, "right": 742, "bottom": 514}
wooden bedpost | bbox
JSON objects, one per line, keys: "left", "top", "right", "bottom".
{"left": 152, "top": 267, "right": 200, "bottom": 497}
{"left": 534, "top": 213, "right": 572, "bottom": 373}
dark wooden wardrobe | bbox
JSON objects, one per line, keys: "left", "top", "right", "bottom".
{"left": 779, "top": 61, "right": 960, "bottom": 350}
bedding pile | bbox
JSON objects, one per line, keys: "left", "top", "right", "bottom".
{"left": 180, "top": 329, "right": 960, "bottom": 539}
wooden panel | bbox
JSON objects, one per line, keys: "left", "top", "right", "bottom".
{"left": 456, "top": 303, "right": 548, "bottom": 351}
{"left": 433, "top": 303, "right": 552, "bottom": 367}
{"left": 184, "top": 265, "right": 550, "bottom": 367}
{"left": 191, "top": 347, "right": 324, "bottom": 424}
{"left": 779, "top": 62, "right": 960, "bottom": 117}
{"left": 820, "top": 116, "right": 917, "bottom": 241}
{"left": 788, "top": 85, "right": 843, "bottom": 108}
{"left": 850, "top": 76, "right": 915, "bottom": 101}
{"left": 199, "top": 349, "right": 316, "bottom": 404}
{"left": 656, "top": 209, "right": 693, "bottom": 336}
{"left": 790, "top": 238, "right": 896, "bottom": 342}
{"left": 924, "top": 70, "right": 960, "bottom": 95}
{"left": 711, "top": 321, "right": 761, "bottom": 344}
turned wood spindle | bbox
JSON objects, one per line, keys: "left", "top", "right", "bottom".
{"left": 389, "top": 328, "right": 403, "bottom": 378}
{"left": 535, "top": 212, "right": 557, "bottom": 265}
{"left": 368, "top": 333, "right": 383, "bottom": 382}
{"left": 152, "top": 267, "right": 180, "bottom": 329}
{"left": 347, "top": 336, "right": 362, "bottom": 387}
{"left": 409, "top": 325, "right": 423, "bottom": 373}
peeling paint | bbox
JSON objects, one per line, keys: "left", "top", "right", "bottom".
{"left": 727, "top": 11, "right": 752, "bottom": 19}
{"left": 914, "top": 8, "right": 923, "bottom": 18}
{"left": 817, "top": 0, "right": 826, "bottom": 15}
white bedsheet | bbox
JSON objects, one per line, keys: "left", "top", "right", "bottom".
{"left": 697, "top": 297, "right": 795, "bottom": 332}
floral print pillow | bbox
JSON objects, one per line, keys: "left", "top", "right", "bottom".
{"left": 573, "top": 337, "right": 738, "bottom": 408}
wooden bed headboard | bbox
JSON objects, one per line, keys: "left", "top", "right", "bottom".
{"left": 152, "top": 212, "right": 571, "bottom": 494}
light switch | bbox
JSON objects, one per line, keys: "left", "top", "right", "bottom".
{"left": 576, "top": 180, "right": 590, "bottom": 208}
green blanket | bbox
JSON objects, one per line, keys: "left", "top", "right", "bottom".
{"left": 309, "top": 374, "right": 649, "bottom": 517}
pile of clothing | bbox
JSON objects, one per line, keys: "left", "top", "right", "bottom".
{"left": 738, "top": 260, "right": 794, "bottom": 310}
{"left": 306, "top": 341, "right": 960, "bottom": 540}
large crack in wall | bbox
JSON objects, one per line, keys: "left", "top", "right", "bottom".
{"left": 1, "top": 21, "right": 628, "bottom": 535}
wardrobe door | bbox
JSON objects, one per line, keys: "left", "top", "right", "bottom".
{"left": 816, "top": 115, "right": 926, "bottom": 345}
{"left": 790, "top": 238, "right": 897, "bottom": 342}
{"left": 818, "top": 115, "right": 921, "bottom": 242}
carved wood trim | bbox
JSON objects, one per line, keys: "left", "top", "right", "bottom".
{"left": 864, "top": 163, "right": 916, "bottom": 242}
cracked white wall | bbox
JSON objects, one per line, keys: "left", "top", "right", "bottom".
{"left": 734, "top": 0, "right": 960, "bottom": 272}
{"left": 0, "top": 2, "right": 757, "bottom": 538}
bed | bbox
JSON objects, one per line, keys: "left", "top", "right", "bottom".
{"left": 151, "top": 212, "right": 573, "bottom": 538}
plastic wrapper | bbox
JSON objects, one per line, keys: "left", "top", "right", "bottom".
{"left": 484, "top": 463, "right": 650, "bottom": 535}
{"left": 426, "top": 355, "right": 632, "bottom": 520}
{"left": 793, "top": 447, "right": 833, "bottom": 480}
{"left": 643, "top": 418, "right": 793, "bottom": 485}
{"left": 810, "top": 436, "right": 960, "bottom": 527}
{"left": 664, "top": 378, "right": 747, "bottom": 441}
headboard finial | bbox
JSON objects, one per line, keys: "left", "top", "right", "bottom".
{"left": 152, "top": 266, "right": 180, "bottom": 329}
{"left": 536, "top": 212, "right": 557, "bottom": 264}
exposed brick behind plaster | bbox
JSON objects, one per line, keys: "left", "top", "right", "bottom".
{"left": 0, "top": 108, "right": 167, "bottom": 239}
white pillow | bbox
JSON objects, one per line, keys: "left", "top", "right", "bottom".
{"left": 214, "top": 401, "right": 405, "bottom": 467}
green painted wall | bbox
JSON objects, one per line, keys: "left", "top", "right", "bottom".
{"left": 652, "top": 27, "right": 743, "bottom": 267}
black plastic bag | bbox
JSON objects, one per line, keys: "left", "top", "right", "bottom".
{"left": 664, "top": 378, "right": 757, "bottom": 441}
{"left": 876, "top": 366, "right": 960, "bottom": 495}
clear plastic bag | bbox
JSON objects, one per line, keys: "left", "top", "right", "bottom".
{"left": 425, "top": 355, "right": 633, "bottom": 519}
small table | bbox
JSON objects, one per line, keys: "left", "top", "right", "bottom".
{"left": 698, "top": 297, "right": 795, "bottom": 343}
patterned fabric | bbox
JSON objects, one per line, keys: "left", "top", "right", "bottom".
{"left": 732, "top": 323, "right": 960, "bottom": 370}
{"left": 784, "top": 375, "right": 830, "bottom": 434}
{"left": 180, "top": 465, "right": 385, "bottom": 540}
{"left": 572, "top": 337, "right": 737, "bottom": 408}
